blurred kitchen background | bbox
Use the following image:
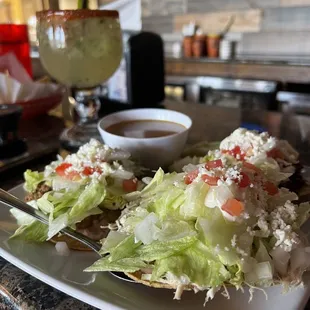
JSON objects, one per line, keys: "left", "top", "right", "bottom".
{"left": 3, "top": 0, "right": 310, "bottom": 113}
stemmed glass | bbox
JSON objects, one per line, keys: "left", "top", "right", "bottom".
{"left": 36, "top": 10, "right": 122, "bottom": 150}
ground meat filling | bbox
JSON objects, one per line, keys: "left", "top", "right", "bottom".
{"left": 25, "top": 182, "right": 121, "bottom": 241}
{"left": 25, "top": 182, "right": 52, "bottom": 202}
{"left": 76, "top": 209, "right": 121, "bottom": 241}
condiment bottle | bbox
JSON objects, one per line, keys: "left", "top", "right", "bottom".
{"left": 207, "top": 34, "right": 221, "bottom": 58}
{"left": 192, "top": 31, "right": 206, "bottom": 58}
{"left": 183, "top": 36, "right": 193, "bottom": 58}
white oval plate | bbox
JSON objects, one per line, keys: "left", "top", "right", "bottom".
{"left": 0, "top": 184, "right": 310, "bottom": 310}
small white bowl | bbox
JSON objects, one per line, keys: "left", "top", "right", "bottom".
{"left": 98, "top": 108, "right": 192, "bottom": 169}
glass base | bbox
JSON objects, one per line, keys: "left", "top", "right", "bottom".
{"left": 60, "top": 122, "right": 102, "bottom": 152}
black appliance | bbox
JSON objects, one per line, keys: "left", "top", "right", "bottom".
{"left": 101, "top": 31, "right": 165, "bottom": 111}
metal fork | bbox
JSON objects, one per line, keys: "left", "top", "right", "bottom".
{"left": 0, "top": 188, "right": 134, "bottom": 283}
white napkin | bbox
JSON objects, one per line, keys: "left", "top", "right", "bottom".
{"left": 0, "top": 52, "right": 62, "bottom": 104}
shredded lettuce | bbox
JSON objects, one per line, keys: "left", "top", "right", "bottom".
{"left": 67, "top": 181, "right": 106, "bottom": 224}
{"left": 180, "top": 181, "right": 209, "bottom": 219}
{"left": 100, "top": 231, "right": 128, "bottom": 254}
{"left": 134, "top": 212, "right": 160, "bottom": 244}
{"left": 154, "top": 220, "right": 196, "bottom": 242}
{"left": 135, "top": 235, "right": 197, "bottom": 262}
{"left": 100, "top": 191, "right": 126, "bottom": 210}
{"left": 36, "top": 193, "right": 54, "bottom": 214}
{"left": 10, "top": 220, "right": 48, "bottom": 242}
{"left": 24, "top": 170, "right": 45, "bottom": 192}
{"left": 151, "top": 241, "right": 230, "bottom": 287}
{"left": 85, "top": 257, "right": 148, "bottom": 273}
{"left": 109, "top": 235, "right": 142, "bottom": 261}
{"left": 244, "top": 262, "right": 273, "bottom": 286}
{"left": 10, "top": 209, "right": 35, "bottom": 226}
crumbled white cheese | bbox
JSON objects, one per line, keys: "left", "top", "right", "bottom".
{"left": 270, "top": 201, "right": 300, "bottom": 251}
{"left": 257, "top": 216, "right": 269, "bottom": 233}
{"left": 45, "top": 139, "right": 135, "bottom": 184}
{"left": 236, "top": 247, "right": 249, "bottom": 257}
{"left": 242, "top": 212, "right": 250, "bottom": 219}
{"left": 219, "top": 128, "right": 298, "bottom": 169}
{"left": 231, "top": 234, "right": 237, "bottom": 247}
{"left": 220, "top": 128, "right": 276, "bottom": 157}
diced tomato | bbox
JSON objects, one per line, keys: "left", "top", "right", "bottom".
{"left": 82, "top": 166, "right": 93, "bottom": 176}
{"left": 184, "top": 169, "right": 199, "bottom": 185}
{"left": 243, "top": 162, "right": 262, "bottom": 174}
{"left": 55, "top": 163, "right": 81, "bottom": 180}
{"left": 55, "top": 163, "right": 72, "bottom": 177}
{"left": 201, "top": 174, "right": 219, "bottom": 186}
{"left": 267, "top": 148, "right": 284, "bottom": 160}
{"left": 221, "top": 198, "right": 244, "bottom": 217}
{"left": 238, "top": 172, "right": 251, "bottom": 188}
{"left": 222, "top": 146, "right": 245, "bottom": 160}
{"left": 82, "top": 166, "right": 102, "bottom": 176}
{"left": 263, "top": 181, "right": 279, "bottom": 196}
{"left": 205, "top": 159, "right": 223, "bottom": 170}
{"left": 123, "top": 178, "right": 138, "bottom": 192}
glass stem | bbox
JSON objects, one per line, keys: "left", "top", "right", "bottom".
{"left": 74, "top": 89, "right": 101, "bottom": 124}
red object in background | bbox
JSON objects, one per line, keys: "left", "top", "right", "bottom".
{"left": 16, "top": 88, "right": 65, "bottom": 119}
{"left": 0, "top": 24, "right": 32, "bottom": 78}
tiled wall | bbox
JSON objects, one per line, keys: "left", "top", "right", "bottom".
{"left": 141, "top": 0, "right": 310, "bottom": 59}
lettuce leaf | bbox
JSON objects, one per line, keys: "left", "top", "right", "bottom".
{"left": 180, "top": 181, "right": 209, "bottom": 219}
{"left": 151, "top": 241, "right": 230, "bottom": 287}
{"left": 36, "top": 193, "right": 54, "bottom": 214}
{"left": 24, "top": 170, "right": 45, "bottom": 193}
{"left": 100, "top": 190, "right": 126, "bottom": 210}
{"left": 136, "top": 235, "right": 197, "bottom": 262}
{"left": 85, "top": 257, "right": 148, "bottom": 273}
{"left": 47, "top": 213, "right": 68, "bottom": 240}
{"left": 10, "top": 209, "right": 35, "bottom": 226}
{"left": 134, "top": 212, "right": 160, "bottom": 244}
{"left": 100, "top": 231, "right": 128, "bottom": 255}
{"left": 10, "top": 220, "right": 48, "bottom": 242}
{"left": 154, "top": 220, "right": 196, "bottom": 242}
{"left": 108, "top": 235, "right": 142, "bottom": 261}
{"left": 227, "top": 264, "right": 243, "bottom": 287}
{"left": 67, "top": 181, "right": 106, "bottom": 224}
{"left": 150, "top": 187, "right": 185, "bottom": 220}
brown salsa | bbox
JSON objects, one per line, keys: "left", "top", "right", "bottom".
{"left": 105, "top": 120, "right": 186, "bottom": 138}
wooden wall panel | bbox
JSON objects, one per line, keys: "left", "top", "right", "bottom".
{"left": 174, "top": 9, "right": 262, "bottom": 33}
{"left": 165, "top": 59, "right": 310, "bottom": 83}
